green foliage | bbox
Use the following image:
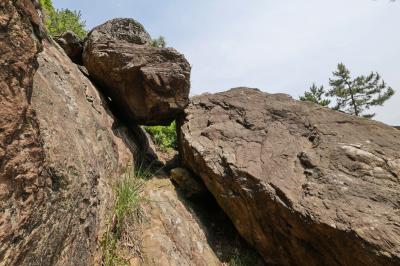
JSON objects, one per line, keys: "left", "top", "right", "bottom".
{"left": 114, "top": 170, "right": 143, "bottom": 230}
{"left": 327, "top": 63, "right": 394, "bottom": 118}
{"left": 302, "top": 63, "right": 395, "bottom": 118}
{"left": 133, "top": 161, "right": 156, "bottom": 180}
{"left": 101, "top": 227, "right": 126, "bottom": 266}
{"left": 300, "top": 83, "right": 331, "bottom": 106}
{"left": 144, "top": 121, "right": 177, "bottom": 150}
{"left": 40, "top": 0, "right": 87, "bottom": 38}
{"left": 39, "top": 0, "right": 54, "bottom": 13}
{"left": 229, "top": 252, "right": 259, "bottom": 266}
{"left": 101, "top": 166, "right": 144, "bottom": 266}
{"left": 151, "top": 36, "right": 166, "bottom": 48}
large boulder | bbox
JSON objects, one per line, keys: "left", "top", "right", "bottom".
{"left": 55, "top": 31, "right": 84, "bottom": 64}
{"left": 0, "top": 2, "right": 140, "bottom": 263}
{"left": 179, "top": 87, "right": 400, "bottom": 265}
{"left": 83, "top": 18, "right": 191, "bottom": 125}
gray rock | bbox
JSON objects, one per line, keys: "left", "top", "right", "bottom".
{"left": 179, "top": 87, "right": 400, "bottom": 265}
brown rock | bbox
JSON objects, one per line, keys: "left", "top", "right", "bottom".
{"left": 136, "top": 177, "right": 265, "bottom": 265}
{"left": 170, "top": 167, "right": 206, "bottom": 197}
{"left": 55, "top": 31, "right": 83, "bottom": 64}
{"left": 0, "top": 3, "right": 139, "bottom": 263}
{"left": 83, "top": 18, "right": 191, "bottom": 125}
{"left": 179, "top": 87, "right": 400, "bottom": 265}
{"left": 138, "top": 178, "right": 223, "bottom": 266}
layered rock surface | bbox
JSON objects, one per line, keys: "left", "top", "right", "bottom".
{"left": 83, "top": 18, "right": 191, "bottom": 125}
{"left": 135, "top": 178, "right": 263, "bottom": 266}
{"left": 0, "top": 3, "right": 138, "bottom": 263}
{"left": 179, "top": 87, "right": 400, "bottom": 265}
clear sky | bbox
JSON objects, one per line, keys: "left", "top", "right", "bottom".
{"left": 54, "top": 0, "right": 399, "bottom": 125}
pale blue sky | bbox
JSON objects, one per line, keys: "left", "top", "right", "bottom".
{"left": 54, "top": 0, "right": 399, "bottom": 125}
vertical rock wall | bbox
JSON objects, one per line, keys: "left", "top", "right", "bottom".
{"left": 0, "top": 2, "right": 138, "bottom": 264}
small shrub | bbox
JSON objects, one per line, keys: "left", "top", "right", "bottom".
{"left": 151, "top": 36, "right": 166, "bottom": 48}
{"left": 144, "top": 121, "right": 177, "bottom": 150}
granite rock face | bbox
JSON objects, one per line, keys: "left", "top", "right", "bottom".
{"left": 83, "top": 18, "right": 191, "bottom": 125}
{"left": 137, "top": 178, "right": 264, "bottom": 266}
{"left": 138, "top": 178, "right": 222, "bottom": 266}
{"left": 179, "top": 87, "right": 400, "bottom": 265}
{"left": 0, "top": 3, "right": 138, "bottom": 263}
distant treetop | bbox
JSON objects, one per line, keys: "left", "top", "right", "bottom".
{"left": 301, "top": 63, "right": 394, "bottom": 118}
{"left": 151, "top": 36, "right": 166, "bottom": 48}
{"left": 39, "top": 0, "right": 87, "bottom": 39}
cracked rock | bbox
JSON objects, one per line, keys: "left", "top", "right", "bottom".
{"left": 83, "top": 18, "right": 191, "bottom": 125}
{"left": 179, "top": 87, "right": 400, "bottom": 265}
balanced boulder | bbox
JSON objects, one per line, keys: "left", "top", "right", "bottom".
{"left": 83, "top": 18, "right": 191, "bottom": 125}
{"left": 179, "top": 87, "right": 400, "bottom": 265}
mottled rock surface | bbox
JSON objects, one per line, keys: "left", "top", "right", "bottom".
{"left": 134, "top": 178, "right": 264, "bottom": 266}
{"left": 170, "top": 167, "right": 206, "bottom": 198}
{"left": 179, "top": 87, "right": 400, "bottom": 265}
{"left": 0, "top": 3, "right": 138, "bottom": 263}
{"left": 138, "top": 178, "right": 222, "bottom": 266}
{"left": 83, "top": 18, "right": 191, "bottom": 125}
{"left": 55, "top": 31, "right": 83, "bottom": 64}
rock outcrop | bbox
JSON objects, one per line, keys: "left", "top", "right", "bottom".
{"left": 179, "top": 87, "right": 400, "bottom": 265}
{"left": 135, "top": 178, "right": 264, "bottom": 266}
{"left": 0, "top": 2, "right": 139, "bottom": 263}
{"left": 55, "top": 31, "right": 83, "bottom": 64}
{"left": 138, "top": 178, "right": 222, "bottom": 266}
{"left": 83, "top": 18, "right": 191, "bottom": 125}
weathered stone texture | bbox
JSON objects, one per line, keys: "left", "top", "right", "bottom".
{"left": 83, "top": 18, "right": 191, "bottom": 125}
{"left": 180, "top": 87, "right": 400, "bottom": 265}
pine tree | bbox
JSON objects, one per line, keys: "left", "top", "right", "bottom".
{"left": 300, "top": 83, "right": 331, "bottom": 106}
{"left": 327, "top": 63, "right": 394, "bottom": 118}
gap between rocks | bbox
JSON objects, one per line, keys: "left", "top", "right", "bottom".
{"left": 78, "top": 57, "right": 264, "bottom": 266}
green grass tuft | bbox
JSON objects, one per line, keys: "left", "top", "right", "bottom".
{"left": 114, "top": 171, "right": 143, "bottom": 233}
{"left": 101, "top": 166, "right": 146, "bottom": 266}
{"left": 132, "top": 161, "right": 156, "bottom": 181}
{"left": 229, "top": 252, "right": 260, "bottom": 266}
